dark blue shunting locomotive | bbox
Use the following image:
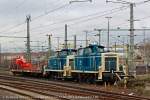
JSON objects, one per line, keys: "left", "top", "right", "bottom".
{"left": 44, "top": 49, "right": 76, "bottom": 77}
{"left": 64, "top": 44, "right": 125, "bottom": 82}
{"left": 44, "top": 44, "right": 125, "bottom": 82}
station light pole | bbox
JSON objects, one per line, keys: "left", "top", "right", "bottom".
{"left": 46, "top": 34, "right": 52, "bottom": 57}
{"left": 117, "top": 35, "right": 126, "bottom": 53}
{"left": 26, "top": 15, "right": 31, "bottom": 63}
{"left": 84, "top": 30, "right": 89, "bottom": 47}
{"left": 64, "top": 24, "right": 68, "bottom": 49}
{"left": 105, "top": 17, "right": 112, "bottom": 52}
{"left": 74, "top": 35, "right": 77, "bottom": 49}
{"left": 53, "top": 37, "right": 61, "bottom": 50}
{"left": 94, "top": 29, "right": 102, "bottom": 45}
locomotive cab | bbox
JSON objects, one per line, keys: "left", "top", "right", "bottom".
{"left": 74, "top": 45, "right": 104, "bottom": 72}
{"left": 98, "top": 52, "right": 125, "bottom": 82}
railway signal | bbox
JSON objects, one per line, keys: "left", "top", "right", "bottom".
{"left": 105, "top": 17, "right": 112, "bottom": 51}
{"left": 94, "top": 29, "right": 102, "bottom": 46}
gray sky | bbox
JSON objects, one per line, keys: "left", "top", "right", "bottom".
{"left": 0, "top": 0, "right": 150, "bottom": 52}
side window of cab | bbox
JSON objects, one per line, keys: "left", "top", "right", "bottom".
{"left": 77, "top": 49, "right": 84, "bottom": 56}
{"left": 84, "top": 47, "right": 92, "bottom": 55}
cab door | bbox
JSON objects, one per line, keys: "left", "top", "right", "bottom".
{"left": 105, "top": 57, "right": 117, "bottom": 72}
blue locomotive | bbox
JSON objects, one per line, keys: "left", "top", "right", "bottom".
{"left": 63, "top": 44, "right": 125, "bottom": 82}
{"left": 44, "top": 44, "right": 125, "bottom": 82}
{"left": 44, "top": 48, "right": 76, "bottom": 78}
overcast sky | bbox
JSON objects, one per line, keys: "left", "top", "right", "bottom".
{"left": 0, "top": 0, "right": 150, "bottom": 52}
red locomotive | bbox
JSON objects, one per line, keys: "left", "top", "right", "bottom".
{"left": 10, "top": 56, "right": 45, "bottom": 76}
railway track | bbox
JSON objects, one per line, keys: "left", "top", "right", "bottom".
{"left": 0, "top": 74, "right": 149, "bottom": 100}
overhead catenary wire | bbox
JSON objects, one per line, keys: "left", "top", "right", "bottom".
{"left": 15, "top": 5, "right": 129, "bottom": 36}
{"left": 1, "top": 0, "right": 150, "bottom": 40}
{"left": 34, "top": 5, "right": 128, "bottom": 33}
{"left": 0, "top": 0, "right": 28, "bottom": 33}
{"left": 21, "top": 4, "right": 149, "bottom": 35}
{"left": 0, "top": 35, "right": 26, "bottom": 38}
{"left": 15, "top": 0, "right": 27, "bottom": 9}
{"left": 0, "top": 3, "right": 70, "bottom": 35}
{"left": 79, "top": 0, "right": 150, "bottom": 25}
{"left": 0, "top": 22, "right": 26, "bottom": 34}
{"left": 2, "top": 0, "right": 149, "bottom": 36}
{"left": 3, "top": 6, "right": 150, "bottom": 39}
{"left": 30, "top": 5, "right": 129, "bottom": 31}
{"left": 1, "top": 4, "right": 129, "bottom": 35}
{"left": 31, "top": 3, "right": 70, "bottom": 22}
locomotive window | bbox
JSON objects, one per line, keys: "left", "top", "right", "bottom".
{"left": 98, "top": 47, "right": 104, "bottom": 53}
{"left": 68, "top": 50, "right": 76, "bottom": 55}
{"left": 60, "top": 51, "right": 68, "bottom": 56}
{"left": 54, "top": 51, "right": 60, "bottom": 56}
{"left": 91, "top": 46, "right": 97, "bottom": 53}
{"left": 84, "top": 47, "right": 92, "bottom": 55}
{"left": 70, "top": 51, "right": 76, "bottom": 55}
{"left": 90, "top": 46, "right": 104, "bottom": 53}
{"left": 78, "top": 49, "right": 84, "bottom": 55}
